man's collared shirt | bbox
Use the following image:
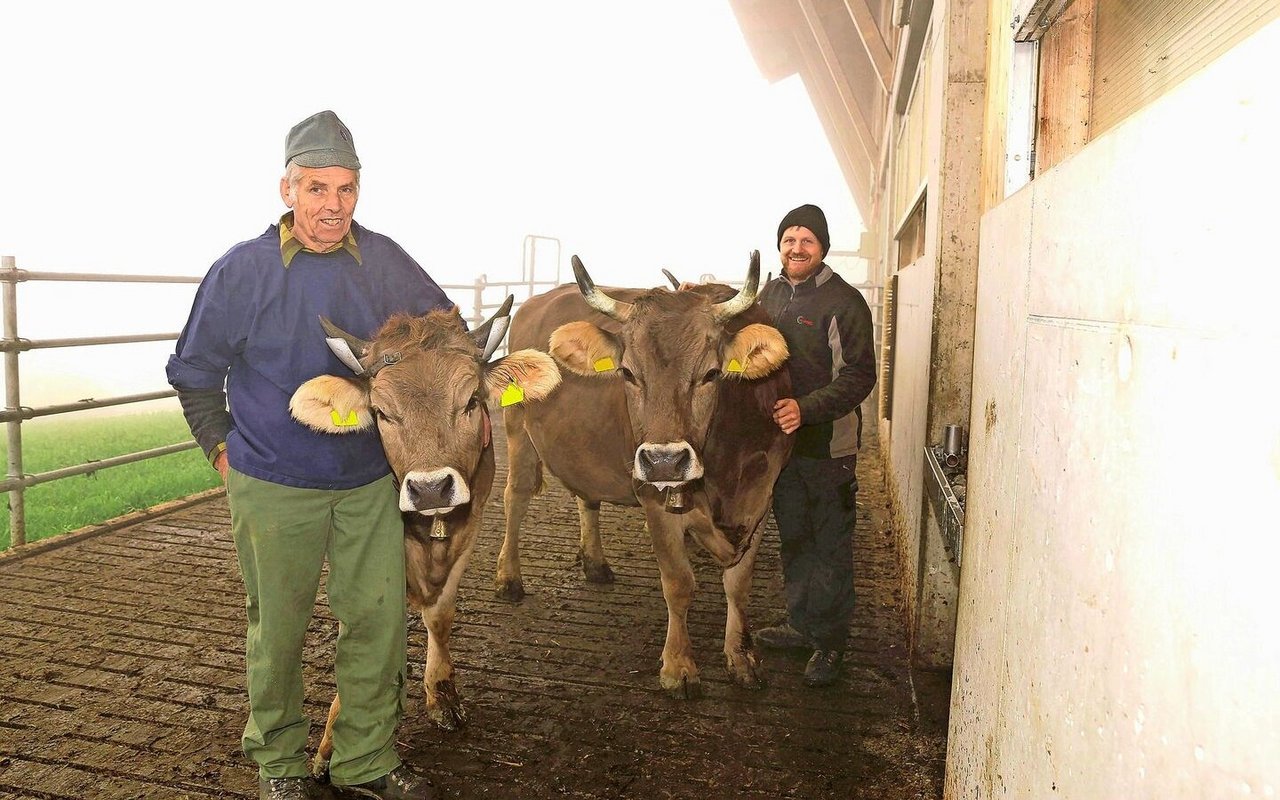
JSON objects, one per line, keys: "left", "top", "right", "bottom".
{"left": 278, "top": 211, "right": 363, "bottom": 267}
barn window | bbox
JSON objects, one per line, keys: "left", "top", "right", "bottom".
{"left": 1003, "top": 0, "right": 1280, "bottom": 188}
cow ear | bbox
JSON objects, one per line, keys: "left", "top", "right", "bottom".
{"left": 483, "top": 349, "right": 562, "bottom": 405}
{"left": 724, "top": 323, "right": 789, "bottom": 379}
{"left": 289, "top": 375, "right": 375, "bottom": 433}
{"left": 548, "top": 321, "right": 623, "bottom": 377}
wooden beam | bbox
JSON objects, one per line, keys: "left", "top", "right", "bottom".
{"left": 1034, "top": 0, "right": 1095, "bottom": 175}
{"left": 842, "top": 0, "right": 894, "bottom": 93}
{"left": 796, "top": 0, "right": 879, "bottom": 164}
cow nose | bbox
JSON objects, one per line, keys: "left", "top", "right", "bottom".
{"left": 409, "top": 472, "right": 452, "bottom": 506}
{"left": 635, "top": 442, "right": 699, "bottom": 483}
{"left": 400, "top": 467, "right": 471, "bottom": 513}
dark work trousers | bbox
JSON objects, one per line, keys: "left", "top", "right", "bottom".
{"left": 771, "top": 454, "right": 858, "bottom": 651}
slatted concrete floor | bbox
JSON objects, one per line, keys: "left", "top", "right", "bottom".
{"left": 0, "top": 425, "right": 949, "bottom": 799}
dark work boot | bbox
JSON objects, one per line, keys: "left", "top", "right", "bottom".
{"left": 259, "top": 776, "right": 323, "bottom": 800}
{"left": 336, "top": 764, "right": 439, "bottom": 799}
{"left": 803, "top": 649, "right": 845, "bottom": 687}
{"left": 754, "top": 623, "right": 816, "bottom": 651}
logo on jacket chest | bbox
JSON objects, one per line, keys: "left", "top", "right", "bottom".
{"left": 796, "top": 315, "right": 816, "bottom": 327}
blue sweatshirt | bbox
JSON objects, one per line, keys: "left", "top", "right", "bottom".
{"left": 166, "top": 221, "right": 452, "bottom": 489}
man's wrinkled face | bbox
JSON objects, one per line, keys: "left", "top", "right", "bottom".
{"left": 280, "top": 166, "right": 359, "bottom": 251}
{"left": 779, "top": 225, "right": 823, "bottom": 283}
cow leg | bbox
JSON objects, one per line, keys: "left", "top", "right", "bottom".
{"left": 723, "top": 520, "right": 767, "bottom": 690}
{"left": 646, "top": 512, "right": 701, "bottom": 699}
{"left": 311, "top": 693, "right": 341, "bottom": 780}
{"left": 576, "top": 497, "right": 614, "bottom": 583}
{"left": 420, "top": 545, "right": 473, "bottom": 731}
{"left": 420, "top": 603, "right": 467, "bottom": 730}
{"left": 497, "top": 409, "right": 540, "bottom": 601}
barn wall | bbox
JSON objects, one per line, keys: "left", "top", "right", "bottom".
{"left": 883, "top": 17, "right": 943, "bottom": 663}
{"left": 880, "top": 0, "right": 986, "bottom": 671}
{"left": 946, "top": 19, "right": 1280, "bottom": 799}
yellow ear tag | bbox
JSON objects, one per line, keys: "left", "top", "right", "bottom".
{"left": 501, "top": 382, "right": 526, "bottom": 407}
{"left": 331, "top": 409, "right": 359, "bottom": 427}
{"left": 593, "top": 357, "right": 616, "bottom": 372}
{"left": 726, "top": 358, "right": 745, "bottom": 374}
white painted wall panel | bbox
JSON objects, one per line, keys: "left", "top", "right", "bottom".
{"left": 948, "top": 17, "right": 1280, "bottom": 800}
{"left": 889, "top": 256, "right": 936, "bottom": 622}
{"left": 1028, "top": 47, "right": 1278, "bottom": 334}
{"left": 945, "top": 188, "right": 1033, "bottom": 800}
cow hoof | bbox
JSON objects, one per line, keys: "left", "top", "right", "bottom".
{"left": 661, "top": 674, "right": 703, "bottom": 700}
{"left": 582, "top": 558, "right": 615, "bottom": 584}
{"left": 427, "top": 680, "right": 469, "bottom": 730}
{"left": 428, "top": 702, "right": 469, "bottom": 731}
{"left": 730, "top": 668, "right": 768, "bottom": 691}
{"left": 494, "top": 578, "right": 525, "bottom": 603}
{"left": 727, "top": 651, "right": 768, "bottom": 690}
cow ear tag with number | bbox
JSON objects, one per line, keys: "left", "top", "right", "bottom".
{"left": 331, "top": 409, "right": 359, "bottom": 427}
{"left": 726, "top": 358, "right": 745, "bottom": 374}
{"left": 593, "top": 357, "right": 615, "bottom": 372}
{"left": 501, "top": 382, "right": 526, "bottom": 407}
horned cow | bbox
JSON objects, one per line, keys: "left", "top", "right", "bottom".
{"left": 290, "top": 297, "right": 560, "bottom": 772}
{"left": 499, "top": 253, "right": 793, "bottom": 697}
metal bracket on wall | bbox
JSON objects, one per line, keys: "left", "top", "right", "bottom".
{"left": 923, "top": 445, "right": 965, "bottom": 565}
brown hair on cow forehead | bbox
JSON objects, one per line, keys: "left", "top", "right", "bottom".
{"left": 625, "top": 289, "right": 723, "bottom": 357}
{"left": 372, "top": 310, "right": 476, "bottom": 359}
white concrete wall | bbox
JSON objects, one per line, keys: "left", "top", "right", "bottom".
{"left": 886, "top": 18, "right": 948, "bottom": 657}
{"left": 946, "top": 19, "right": 1280, "bottom": 799}
{"left": 889, "top": 254, "right": 936, "bottom": 623}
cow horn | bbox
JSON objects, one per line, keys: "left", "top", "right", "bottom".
{"left": 470, "top": 294, "right": 515, "bottom": 361}
{"left": 320, "top": 316, "right": 374, "bottom": 375}
{"left": 710, "top": 250, "right": 760, "bottom": 322}
{"left": 661, "top": 268, "right": 680, "bottom": 290}
{"left": 573, "top": 255, "right": 633, "bottom": 321}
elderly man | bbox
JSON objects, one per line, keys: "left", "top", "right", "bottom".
{"left": 754, "top": 203, "right": 877, "bottom": 688}
{"left": 167, "top": 110, "right": 448, "bottom": 800}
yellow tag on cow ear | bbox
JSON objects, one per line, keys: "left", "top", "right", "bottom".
{"left": 331, "top": 409, "right": 359, "bottom": 427}
{"left": 501, "top": 382, "right": 526, "bottom": 407}
{"left": 593, "top": 357, "right": 615, "bottom": 372}
{"left": 726, "top": 358, "right": 745, "bottom": 374}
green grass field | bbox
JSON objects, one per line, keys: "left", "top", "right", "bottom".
{"left": 0, "top": 411, "right": 221, "bottom": 551}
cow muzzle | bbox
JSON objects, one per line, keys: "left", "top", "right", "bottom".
{"left": 633, "top": 442, "right": 703, "bottom": 489}
{"left": 400, "top": 467, "right": 471, "bottom": 514}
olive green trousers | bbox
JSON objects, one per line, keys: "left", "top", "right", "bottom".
{"left": 227, "top": 469, "right": 406, "bottom": 784}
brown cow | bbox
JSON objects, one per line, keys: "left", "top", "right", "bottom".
{"left": 289, "top": 298, "right": 560, "bottom": 772}
{"left": 499, "top": 252, "right": 793, "bottom": 697}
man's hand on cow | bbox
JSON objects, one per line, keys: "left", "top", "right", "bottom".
{"left": 772, "top": 398, "right": 801, "bottom": 434}
{"left": 213, "top": 451, "right": 229, "bottom": 483}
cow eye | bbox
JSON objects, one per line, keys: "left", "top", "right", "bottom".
{"left": 701, "top": 368, "right": 722, "bottom": 384}
{"left": 619, "top": 366, "right": 637, "bottom": 385}
{"left": 465, "top": 393, "right": 480, "bottom": 413}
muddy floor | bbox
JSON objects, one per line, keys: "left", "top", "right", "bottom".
{"left": 0, "top": 423, "right": 949, "bottom": 799}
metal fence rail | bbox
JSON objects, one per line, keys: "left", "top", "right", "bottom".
{"left": 0, "top": 243, "right": 562, "bottom": 551}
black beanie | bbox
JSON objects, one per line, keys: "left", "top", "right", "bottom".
{"left": 776, "top": 204, "right": 830, "bottom": 257}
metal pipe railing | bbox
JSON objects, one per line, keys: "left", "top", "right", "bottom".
{"left": 0, "top": 390, "right": 179, "bottom": 424}
{"left": 3, "top": 256, "right": 26, "bottom": 546}
{"left": 0, "top": 442, "right": 200, "bottom": 494}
